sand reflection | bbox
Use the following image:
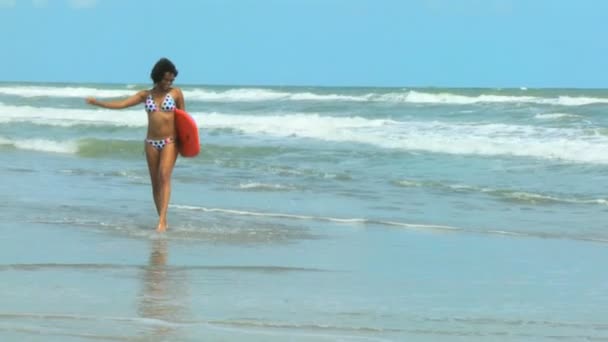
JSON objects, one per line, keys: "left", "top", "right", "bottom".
{"left": 137, "top": 237, "right": 189, "bottom": 340}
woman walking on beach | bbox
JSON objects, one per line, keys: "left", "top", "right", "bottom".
{"left": 86, "top": 58, "right": 185, "bottom": 232}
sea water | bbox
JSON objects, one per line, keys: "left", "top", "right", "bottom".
{"left": 1, "top": 83, "right": 608, "bottom": 341}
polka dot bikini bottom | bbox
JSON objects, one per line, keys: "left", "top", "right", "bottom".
{"left": 145, "top": 137, "right": 175, "bottom": 150}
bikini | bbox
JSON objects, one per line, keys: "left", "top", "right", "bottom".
{"left": 144, "top": 92, "right": 176, "bottom": 150}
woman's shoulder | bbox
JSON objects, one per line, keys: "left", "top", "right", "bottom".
{"left": 170, "top": 87, "right": 184, "bottom": 98}
{"left": 136, "top": 89, "right": 151, "bottom": 98}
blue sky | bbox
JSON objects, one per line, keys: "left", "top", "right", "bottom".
{"left": 1, "top": 0, "right": 606, "bottom": 88}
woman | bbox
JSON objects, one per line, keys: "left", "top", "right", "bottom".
{"left": 86, "top": 58, "right": 185, "bottom": 232}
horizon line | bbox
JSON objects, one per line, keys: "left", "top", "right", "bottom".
{"left": 0, "top": 79, "right": 607, "bottom": 91}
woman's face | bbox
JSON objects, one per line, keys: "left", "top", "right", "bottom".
{"left": 158, "top": 72, "right": 175, "bottom": 91}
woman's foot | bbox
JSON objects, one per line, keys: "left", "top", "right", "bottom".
{"left": 156, "top": 221, "right": 167, "bottom": 233}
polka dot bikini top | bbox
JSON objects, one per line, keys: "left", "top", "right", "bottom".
{"left": 144, "top": 92, "right": 176, "bottom": 113}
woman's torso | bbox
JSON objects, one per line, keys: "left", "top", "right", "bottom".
{"left": 144, "top": 89, "right": 177, "bottom": 139}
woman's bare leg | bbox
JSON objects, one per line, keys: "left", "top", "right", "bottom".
{"left": 155, "top": 142, "right": 178, "bottom": 232}
{"left": 145, "top": 143, "right": 161, "bottom": 215}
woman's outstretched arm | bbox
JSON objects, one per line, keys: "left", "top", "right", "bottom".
{"left": 86, "top": 90, "right": 147, "bottom": 109}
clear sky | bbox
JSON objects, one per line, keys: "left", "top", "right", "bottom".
{"left": 1, "top": 0, "right": 606, "bottom": 88}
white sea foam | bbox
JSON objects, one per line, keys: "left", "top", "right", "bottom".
{"left": 197, "top": 112, "right": 608, "bottom": 164}
{"left": 394, "top": 179, "right": 608, "bottom": 206}
{"left": 372, "top": 91, "right": 533, "bottom": 104}
{"left": 3, "top": 103, "right": 608, "bottom": 164}
{"left": 0, "top": 85, "right": 135, "bottom": 98}
{"left": 238, "top": 182, "right": 297, "bottom": 191}
{"left": 2, "top": 85, "right": 608, "bottom": 106}
{"left": 0, "top": 103, "right": 146, "bottom": 127}
{"left": 187, "top": 88, "right": 292, "bottom": 102}
{"left": 0, "top": 86, "right": 364, "bottom": 102}
{"left": 534, "top": 112, "right": 582, "bottom": 120}
{"left": 190, "top": 90, "right": 608, "bottom": 106}
{"left": 374, "top": 91, "right": 608, "bottom": 106}
{"left": 171, "top": 205, "right": 458, "bottom": 231}
{"left": 170, "top": 205, "right": 608, "bottom": 243}
{"left": 185, "top": 88, "right": 365, "bottom": 102}
{"left": 0, "top": 137, "right": 78, "bottom": 154}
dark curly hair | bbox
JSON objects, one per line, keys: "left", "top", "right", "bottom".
{"left": 150, "top": 58, "right": 179, "bottom": 83}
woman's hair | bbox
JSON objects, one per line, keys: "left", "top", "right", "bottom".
{"left": 150, "top": 58, "right": 179, "bottom": 83}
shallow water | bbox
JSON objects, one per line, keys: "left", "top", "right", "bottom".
{"left": 2, "top": 83, "right": 608, "bottom": 340}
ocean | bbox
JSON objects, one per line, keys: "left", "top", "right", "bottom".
{"left": 1, "top": 82, "right": 608, "bottom": 341}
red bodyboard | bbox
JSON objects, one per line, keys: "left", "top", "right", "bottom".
{"left": 174, "top": 109, "right": 200, "bottom": 157}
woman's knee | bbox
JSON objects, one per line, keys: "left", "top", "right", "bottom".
{"left": 157, "top": 168, "right": 173, "bottom": 185}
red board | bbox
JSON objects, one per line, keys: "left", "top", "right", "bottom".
{"left": 174, "top": 109, "right": 200, "bottom": 157}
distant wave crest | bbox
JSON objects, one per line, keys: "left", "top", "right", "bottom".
{"left": 2, "top": 85, "right": 608, "bottom": 106}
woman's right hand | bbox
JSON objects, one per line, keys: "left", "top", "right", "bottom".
{"left": 85, "top": 97, "right": 97, "bottom": 105}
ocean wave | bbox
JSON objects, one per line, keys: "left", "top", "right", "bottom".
{"left": 171, "top": 205, "right": 608, "bottom": 244}
{"left": 0, "top": 104, "right": 146, "bottom": 127}
{"left": 200, "top": 113, "right": 608, "bottom": 164}
{"left": 0, "top": 137, "right": 140, "bottom": 156}
{"left": 198, "top": 90, "right": 607, "bottom": 106}
{"left": 0, "top": 263, "right": 324, "bottom": 273}
{"left": 4, "top": 107, "right": 608, "bottom": 164}
{"left": 0, "top": 85, "right": 365, "bottom": 102}
{"left": 534, "top": 112, "right": 582, "bottom": 120}
{"left": 0, "top": 137, "right": 319, "bottom": 163}
{"left": 0, "top": 137, "right": 321, "bottom": 161}
{"left": 0, "top": 137, "right": 78, "bottom": 154}
{"left": 171, "top": 205, "right": 462, "bottom": 231}
{"left": 1, "top": 312, "right": 602, "bottom": 340}
{"left": 393, "top": 180, "right": 608, "bottom": 206}
{"left": 35, "top": 215, "right": 321, "bottom": 243}
{"left": 237, "top": 182, "right": 299, "bottom": 192}
{"left": 58, "top": 168, "right": 146, "bottom": 182}
{"left": 0, "top": 312, "right": 396, "bottom": 341}
{"left": 374, "top": 91, "right": 608, "bottom": 106}
{"left": 206, "top": 318, "right": 400, "bottom": 335}
{"left": 186, "top": 88, "right": 366, "bottom": 102}
{"left": 2, "top": 85, "right": 608, "bottom": 106}
{"left": 24, "top": 203, "right": 608, "bottom": 244}
{"left": 0, "top": 85, "right": 136, "bottom": 98}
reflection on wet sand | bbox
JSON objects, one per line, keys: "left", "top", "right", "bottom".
{"left": 137, "top": 238, "right": 189, "bottom": 341}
